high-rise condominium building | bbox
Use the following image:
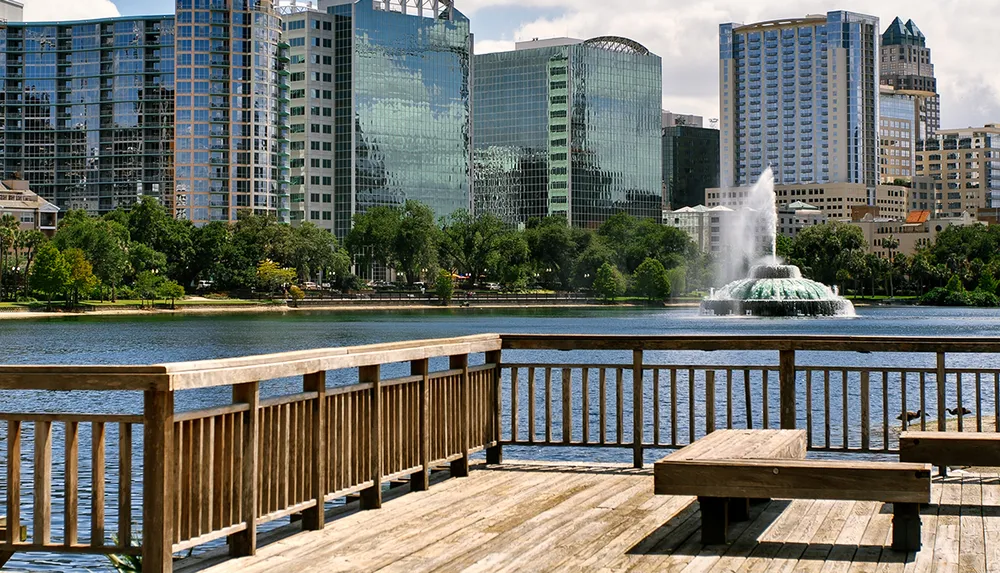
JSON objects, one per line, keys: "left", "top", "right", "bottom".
{"left": 0, "top": 0, "right": 288, "bottom": 222}
{"left": 719, "top": 11, "right": 880, "bottom": 190}
{"left": 173, "top": 0, "right": 289, "bottom": 224}
{"left": 473, "top": 36, "right": 662, "bottom": 228}
{"left": 281, "top": 0, "right": 472, "bottom": 238}
{"left": 0, "top": 16, "right": 176, "bottom": 213}
{"left": 915, "top": 125, "right": 1000, "bottom": 217}
{"left": 880, "top": 17, "right": 938, "bottom": 139}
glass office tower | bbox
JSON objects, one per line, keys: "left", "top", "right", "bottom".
{"left": 173, "top": 0, "right": 289, "bottom": 224}
{"left": 277, "top": 0, "right": 471, "bottom": 238}
{"left": 474, "top": 37, "right": 662, "bottom": 228}
{"left": 719, "top": 11, "right": 880, "bottom": 190}
{"left": 0, "top": 17, "right": 176, "bottom": 213}
{"left": 663, "top": 125, "right": 720, "bottom": 210}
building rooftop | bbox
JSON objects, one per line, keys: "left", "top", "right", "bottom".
{"left": 882, "top": 17, "right": 926, "bottom": 46}
{"left": 906, "top": 210, "right": 931, "bottom": 224}
{"left": 0, "top": 180, "right": 58, "bottom": 213}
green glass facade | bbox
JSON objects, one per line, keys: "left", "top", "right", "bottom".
{"left": 294, "top": 0, "right": 473, "bottom": 239}
{"left": 662, "top": 125, "right": 720, "bottom": 209}
{"left": 473, "top": 37, "right": 662, "bottom": 228}
{"left": 0, "top": 16, "right": 175, "bottom": 213}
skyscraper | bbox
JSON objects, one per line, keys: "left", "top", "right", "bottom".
{"left": 662, "top": 121, "right": 720, "bottom": 210}
{"left": 172, "top": 0, "right": 289, "bottom": 224}
{"left": 473, "top": 36, "right": 662, "bottom": 228}
{"left": 0, "top": 16, "right": 176, "bottom": 213}
{"left": 880, "top": 17, "right": 938, "bottom": 139}
{"left": 281, "top": 0, "right": 473, "bottom": 239}
{"left": 719, "top": 11, "right": 880, "bottom": 191}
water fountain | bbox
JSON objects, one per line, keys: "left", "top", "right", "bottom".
{"left": 701, "top": 168, "right": 855, "bottom": 317}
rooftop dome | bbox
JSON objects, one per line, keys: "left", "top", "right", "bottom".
{"left": 583, "top": 36, "right": 650, "bottom": 55}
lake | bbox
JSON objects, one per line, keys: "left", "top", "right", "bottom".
{"left": 2, "top": 305, "right": 999, "bottom": 571}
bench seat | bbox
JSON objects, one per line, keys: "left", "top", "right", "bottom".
{"left": 900, "top": 431, "right": 1000, "bottom": 470}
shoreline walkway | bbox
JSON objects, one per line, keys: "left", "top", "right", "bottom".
{"left": 178, "top": 461, "right": 997, "bottom": 573}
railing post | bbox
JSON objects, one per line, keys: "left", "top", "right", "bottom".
{"left": 142, "top": 389, "right": 175, "bottom": 573}
{"left": 706, "top": 371, "right": 716, "bottom": 434}
{"left": 303, "top": 371, "right": 326, "bottom": 531}
{"left": 632, "top": 349, "right": 643, "bottom": 469}
{"left": 860, "top": 371, "right": 870, "bottom": 451}
{"left": 230, "top": 381, "right": 259, "bottom": 556}
{"left": 779, "top": 350, "right": 796, "bottom": 430}
{"left": 360, "top": 365, "right": 382, "bottom": 509}
{"left": 937, "top": 352, "right": 946, "bottom": 432}
{"left": 450, "top": 354, "right": 470, "bottom": 478}
{"left": 410, "top": 358, "right": 430, "bottom": 490}
{"left": 485, "top": 349, "right": 503, "bottom": 464}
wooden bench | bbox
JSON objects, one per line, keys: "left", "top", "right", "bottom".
{"left": 654, "top": 430, "right": 932, "bottom": 551}
{"left": 900, "top": 431, "right": 1000, "bottom": 474}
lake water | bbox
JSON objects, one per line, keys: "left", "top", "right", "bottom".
{"left": 2, "top": 305, "right": 1000, "bottom": 571}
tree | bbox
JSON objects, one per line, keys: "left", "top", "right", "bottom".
{"left": 16, "top": 230, "right": 45, "bottom": 299}
{"left": 30, "top": 242, "right": 70, "bottom": 307}
{"left": 345, "top": 206, "right": 402, "bottom": 278}
{"left": 128, "top": 242, "right": 168, "bottom": 279}
{"left": 633, "top": 257, "right": 671, "bottom": 302}
{"left": 256, "top": 259, "right": 297, "bottom": 296}
{"left": 439, "top": 210, "right": 506, "bottom": 288}
{"left": 0, "top": 214, "right": 18, "bottom": 300}
{"left": 592, "top": 262, "right": 625, "bottom": 303}
{"left": 134, "top": 271, "right": 162, "bottom": 308}
{"left": 155, "top": 279, "right": 186, "bottom": 309}
{"left": 490, "top": 230, "right": 531, "bottom": 290}
{"left": 882, "top": 235, "right": 900, "bottom": 299}
{"left": 395, "top": 201, "right": 439, "bottom": 285}
{"left": 64, "top": 248, "right": 97, "bottom": 307}
{"left": 435, "top": 269, "right": 454, "bottom": 305}
{"left": 790, "top": 223, "right": 866, "bottom": 286}
{"left": 55, "top": 214, "right": 129, "bottom": 301}
{"left": 524, "top": 216, "right": 578, "bottom": 289}
{"left": 288, "top": 285, "right": 305, "bottom": 307}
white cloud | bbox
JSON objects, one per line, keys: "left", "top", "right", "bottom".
{"left": 20, "top": 0, "right": 120, "bottom": 22}
{"left": 466, "top": 0, "right": 1000, "bottom": 129}
{"left": 474, "top": 39, "right": 516, "bottom": 55}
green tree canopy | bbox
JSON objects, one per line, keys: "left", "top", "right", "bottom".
{"left": 30, "top": 242, "right": 70, "bottom": 304}
{"left": 633, "top": 257, "right": 671, "bottom": 301}
{"left": 395, "top": 201, "right": 439, "bottom": 285}
{"left": 64, "top": 248, "right": 97, "bottom": 306}
{"left": 593, "top": 262, "right": 626, "bottom": 302}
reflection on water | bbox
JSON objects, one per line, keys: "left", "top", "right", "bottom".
{"left": 2, "top": 305, "right": 999, "bottom": 571}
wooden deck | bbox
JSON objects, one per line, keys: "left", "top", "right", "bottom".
{"left": 179, "top": 461, "right": 1000, "bottom": 573}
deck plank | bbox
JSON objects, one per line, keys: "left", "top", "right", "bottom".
{"left": 182, "top": 462, "right": 991, "bottom": 573}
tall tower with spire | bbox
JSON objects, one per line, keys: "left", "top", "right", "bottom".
{"left": 880, "top": 17, "right": 939, "bottom": 138}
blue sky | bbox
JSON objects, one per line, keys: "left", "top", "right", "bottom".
{"left": 20, "top": 0, "right": 1000, "bottom": 128}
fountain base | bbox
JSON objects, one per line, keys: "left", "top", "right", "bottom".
{"left": 701, "top": 264, "right": 855, "bottom": 318}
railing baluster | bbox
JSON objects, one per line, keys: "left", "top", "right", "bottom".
{"left": 779, "top": 350, "right": 796, "bottom": 430}
{"left": 670, "top": 368, "right": 678, "bottom": 445}
{"left": 860, "top": 371, "right": 870, "bottom": 452}
{"left": 806, "top": 370, "right": 813, "bottom": 448}
{"left": 544, "top": 368, "right": 553, "bottom": 444}
{"left": 995, "top": 374, "right": 999, "bottom": 433}
{"left": 976, "top": 373, "right": 983, "bottom": 433}
{"left": 33, "top": 421, "right": 53, "bottom": 545}
{"left": 617, "top": 368, "right": 625, "bottom": 445}
{"left": 487, "top": 349, "right": 502, "bottom": 464}
{"left": 599, "top": 368, "right": 607, "bottom": 445}
{"left": 762, "top": 370, "right": 769, "bottom": 429}
{"left": 92, "top": 421, "right": 105, "bottom": 546}
{"left": 6, "top": 421, "right": 21, "bottom": 546}
{"left": 119, "top": 422, "right": 132, "bottom": 547}
{"left": 632, "top": 350, "right": 643, "bottom": 468}
{"left": 726, "top": 369, "right": 733, "bottom": 430}
{"left": 652, "top": 368, "right": 660, "bottom": 445}
{"left": 957, "top": 372, "right": 964, "bottom": 432}
{"left": 901, "top": 371, "right": 909, "bottom": 431}
{"left": 528, "top": 367, "right": 536, "bottom": 443}
{"left": 841, "top": 370, "right": 849, "bottom": 449}
{"left": 688, "top": 368, "right": 695, "bottom": 443}
{"left": 211, "top": 416, "right": 224, "bottom": 533}
{"left": 452, "top": 354, "right": 470, "bottom": 477}
{"left": 230, "top": 381, "right": 258, "bottom": 557}
{"left": 824, "top": 370, "right": 831, "bottom": 448}
{"left": 411, "top": 360, "right": 430, "bottom": 491}
{"left": 743, "top": 369, "right": 752, "bottom": 429}
{"left": 510, "top": 367, "right": 519, "bottom": 443}
{"left": 920, "top": 371, "right": 927, "bottom": 431}
{"left": 582, "top": 367, "right": 591, "bottom": 444}
{"left": 882, "top": 372, "right": 889, "bottom": 451}
{"left": 65, "top": 421, "right": 79, "bottom": 547}
{"left": 705, "top": 370, "right": 716, "bottom": 435}
{"left": 937, "top": 353, "right": 946, "bottom": 431}
{"left": 562, "top": 368, "right": 572, "bottom": 445}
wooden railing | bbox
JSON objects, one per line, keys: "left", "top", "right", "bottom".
{"left": 0, "top": 334, "right": 503, "bottom": 572}
{"left": 2, "top": 333, "right": 1000, "bottom": 571}
{"left": 499, "top": 335, "right": 1000, "bottom": 466}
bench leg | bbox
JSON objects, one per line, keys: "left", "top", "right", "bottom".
{"left": 699, "top": 496, "right": 729, "bottom": 545}
{"left": 891, "top": 502, "right": 921, "bottom": 552}
{"left": 729, "top": 497, "right": 751, "bottom": 522}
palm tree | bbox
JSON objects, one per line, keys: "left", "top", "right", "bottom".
{"left": 883, "top": 235, "right": 900, "bottom": 299}
{"left": 0, "top": 214, "right": 19, "bottom": 300}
